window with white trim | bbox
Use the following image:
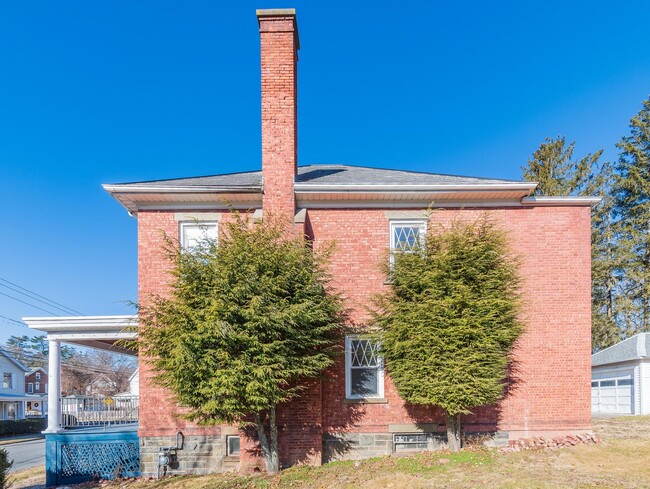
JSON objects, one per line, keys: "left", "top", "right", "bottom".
{"left": 28, "top": 382, "right": 34, "bottom": 394}
{"left": 345, "top": 336, "right": 384, "bottom": 399}
{"left": 35, "top": 372, "right": 41, "bottom": 380}
{"left": 389, "top": 220, "right": 427, "bottom": 264}
{"left": 2, "top": 373, "right": 12, "bottom": 389}
{"left": 35, "top": 382, "right": 40, "bottom": 392}
{"left": 180, "top": 222, "right": 218, "bottom": 251}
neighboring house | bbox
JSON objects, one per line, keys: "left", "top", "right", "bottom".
{"left": 25, "top": 367, "right": 48, "bottom": 394}
{"left": 592, "top": 333, "right": 650, "bottom": 416}
{"left": 89, "top": 8, "right": 594, "bottom": 476}
{"left": 25, "top": 367, "right": 48, "bottom": 418}
{"left": 0, "top": 350, "right": 29, "bottom": 420}
{"left": 85, "top": 374, "right": 117, "bottom": 397}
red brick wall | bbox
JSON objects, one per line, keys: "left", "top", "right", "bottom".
{"left": 307, "top": 207, "right": 592, "bottom": 438}
{"left": 259, "top": 12, "right": 298, "bottom": 218}
{"left": 137, "top": 204, "right": 592, "bottom": 463}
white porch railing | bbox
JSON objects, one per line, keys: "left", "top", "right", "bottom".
{"left": 60, "top": 395, "right": 139, "bottom": 428}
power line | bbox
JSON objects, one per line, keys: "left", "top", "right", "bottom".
{"left": 0, "top": 290, "right": 62, "bottom": 316}
{"left": 0, "top": 277, "right": 84, "bottom": 316}
{"left": 0, "top": 314, "right": 26, "bottom": 327}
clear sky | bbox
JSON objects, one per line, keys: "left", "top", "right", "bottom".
{"left": 1, "top": 1, "right": 649, "bottom": 343}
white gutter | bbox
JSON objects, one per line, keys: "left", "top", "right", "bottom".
{"left": 293, "top": 182, "right": 538, "bottom": 193}
{"left": 103, "top": 184, "right": 262, "bottom": 194}
{"left": 521, "top": 196, "right": 602, "bottom": 206}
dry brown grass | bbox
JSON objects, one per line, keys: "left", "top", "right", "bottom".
{"left": 14, "top": 416, "right": 650, "bottom": 489}
{"left": 11, "top": 465, "right": 45, "bottom": 489}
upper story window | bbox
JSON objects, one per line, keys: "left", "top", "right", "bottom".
{"left": 35, "top": 372, "right": 41, "bottom": 380}
{"left": 345, "top": 336, "right": 384, "bottom": 399}
{"left": 390, "top": 220, "right": 426, "bottom": 264}
{"left": 180, "top": 222, "right": 218, "bottom": 251}
{"left": 35, "top": 382, "right": 40, "bottom": 391}
{"left": 2, "top": 373, "right": 12, "bottom": 389}
{"left": 28, "top": 382, "right": 34, "bottom": 394}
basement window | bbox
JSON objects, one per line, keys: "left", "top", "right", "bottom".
{"left": 393, "top": 433, "right": 429, "bottom": 452}
{"left": 226, "top": 436, "right": 240, "bottom": 457}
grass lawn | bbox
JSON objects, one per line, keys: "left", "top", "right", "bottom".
{"left": 12, "top": 416, "right": 650, "bottom": 489}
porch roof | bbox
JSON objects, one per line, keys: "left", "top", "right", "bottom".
{"left": 22, "top": 315, "right": 139, "bottom": 356}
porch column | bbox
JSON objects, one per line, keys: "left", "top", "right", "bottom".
{"left": 45, "top": 339, "right": 62, "bottom": 433}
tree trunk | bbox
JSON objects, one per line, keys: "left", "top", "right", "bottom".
{"left": 269, "top": 406, "right": 280, "bottom": 473}
{"left": 445, "top": 412, "right": 461, "bottom": 452}
{"left": 254, "top": 411, "right": 280, "bottom": 474}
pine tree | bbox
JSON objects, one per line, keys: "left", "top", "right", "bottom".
{"left": 137, "top": 213, "right": 345, "bottom": 473}
{"left": 614, "top": 97, "right": 650, "bottom": 333}
{"left": 373, "top": 217, "right": 523, "bottom": 452}
{"left": 522, "top": 136, "right": 602, "bottom": 196}
{"left": 589, "top": 162, "right": 623, "bottom": 350}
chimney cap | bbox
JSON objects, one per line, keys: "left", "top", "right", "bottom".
{"left": 256, "top": 8, "right": 296, "bottom": 18}
{"left": 256, "top": 8, "right": 299, "bottom": 50}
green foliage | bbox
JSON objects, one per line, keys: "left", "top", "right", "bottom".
{"left": 0, "top": 418, "right": 46, "bottom": 437}
{"left": 138, "top": 213, "right": 345, "bottom": 471}
{"left": 6, "top": 334, "right": 76, "bottom": 366}
{"left": 522, "top": 136, "right": 602, "bottom": 196}
{"left": 374, "top": 217, "right": 523, "bottom": 447}
{"left": 0, "top": 448, "right": 11, "bottom": 489}
{"left": 613, "top": 96, "right": 650, "bottom": 333}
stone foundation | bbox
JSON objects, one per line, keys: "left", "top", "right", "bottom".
{"left": 141, "top": 430, "right": 510, "bottom": 475}
{"left": 140, "top": 435, "right": 238, "bottom": 477}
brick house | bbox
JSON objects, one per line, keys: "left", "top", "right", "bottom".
{"left": 102, "top": 9, "right": 596, "bottom": 475}
{"left": 25, "top": 367, "right": 48, "bottom": 395}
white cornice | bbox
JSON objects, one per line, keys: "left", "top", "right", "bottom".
{"left": 521, "top": 196, "right": 602, "bottom": 206}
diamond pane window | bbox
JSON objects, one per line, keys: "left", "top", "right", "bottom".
{"left": 180, "top": 222, "right": 218, "bottom": 251}
{"left": 390, "top": 220, "right": 426, "bottom": 264}
{"left": 345, "top": 337, "right": 384, "bottom": 399}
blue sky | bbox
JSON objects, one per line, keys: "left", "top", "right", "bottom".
{"left": 0, "top": 1, "right": 649, "bottom": 343}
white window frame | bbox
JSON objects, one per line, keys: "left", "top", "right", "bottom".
{"left": 2, "top": 373, "right": 12, "bottom": 390}
{"left": 28, "top": 382, "right": 34, "bottom": 394}
{"left": 345, "top": 335, "right": 384, "bottom": 400}
{"left": 35, "top": 381, "right": 40, "bottom": 392}
{"left": 389, "top": 219, "right": 427, "bottom": 265}
{"left": 35, "top": 372, "right": 41, "bottom": 380}
{"left": 179, "top": 221, "right": 218, "bottom": 251}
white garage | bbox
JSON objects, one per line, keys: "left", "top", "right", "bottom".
{"left": 592, "top": 333, "right": 650, "bottom": 415}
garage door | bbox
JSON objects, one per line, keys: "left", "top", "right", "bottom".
{"left": 591, "top": 369, "right": 634, "bottom": 414}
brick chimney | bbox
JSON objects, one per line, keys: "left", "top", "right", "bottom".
{"left": 257, "top": 8, "right": 299, "bottom": 218}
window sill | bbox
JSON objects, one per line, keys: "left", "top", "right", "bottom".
{"left": 343, "top": 397, "right": 388, "bottom": 404}
{"left": 223, "top": 455, "right": 240, "bottom": 462}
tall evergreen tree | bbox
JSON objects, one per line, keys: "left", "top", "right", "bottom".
{"left": 614, "top": 97, "right": 650, "bottom": 333}
{"left": 373, "top": 217, "right": 523, "bottom": 452}
{"left": 137, "top": 213, "right": 345, "bottom": 473}
{"left": 522, "top": 136, "right": 602, "bottom": 196}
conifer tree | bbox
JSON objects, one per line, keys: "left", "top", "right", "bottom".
{"left": 137, "top": 213, "right": 345, "bottom": 473}
{"left": 614, "top": 97, "right": 650, "bottom": 333}
{"left": 522, "top": 136, "right": 602, "bottom": 196}
{"left": 374, "top": 217, "right": 523, "bottom": 451}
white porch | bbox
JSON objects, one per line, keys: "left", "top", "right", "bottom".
{"left": 22, "top": 315, "right": 138, "bottom": 433}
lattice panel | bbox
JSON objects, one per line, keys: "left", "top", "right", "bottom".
{"left": 60, "top": 442, "right": 140, "bottom": 480}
